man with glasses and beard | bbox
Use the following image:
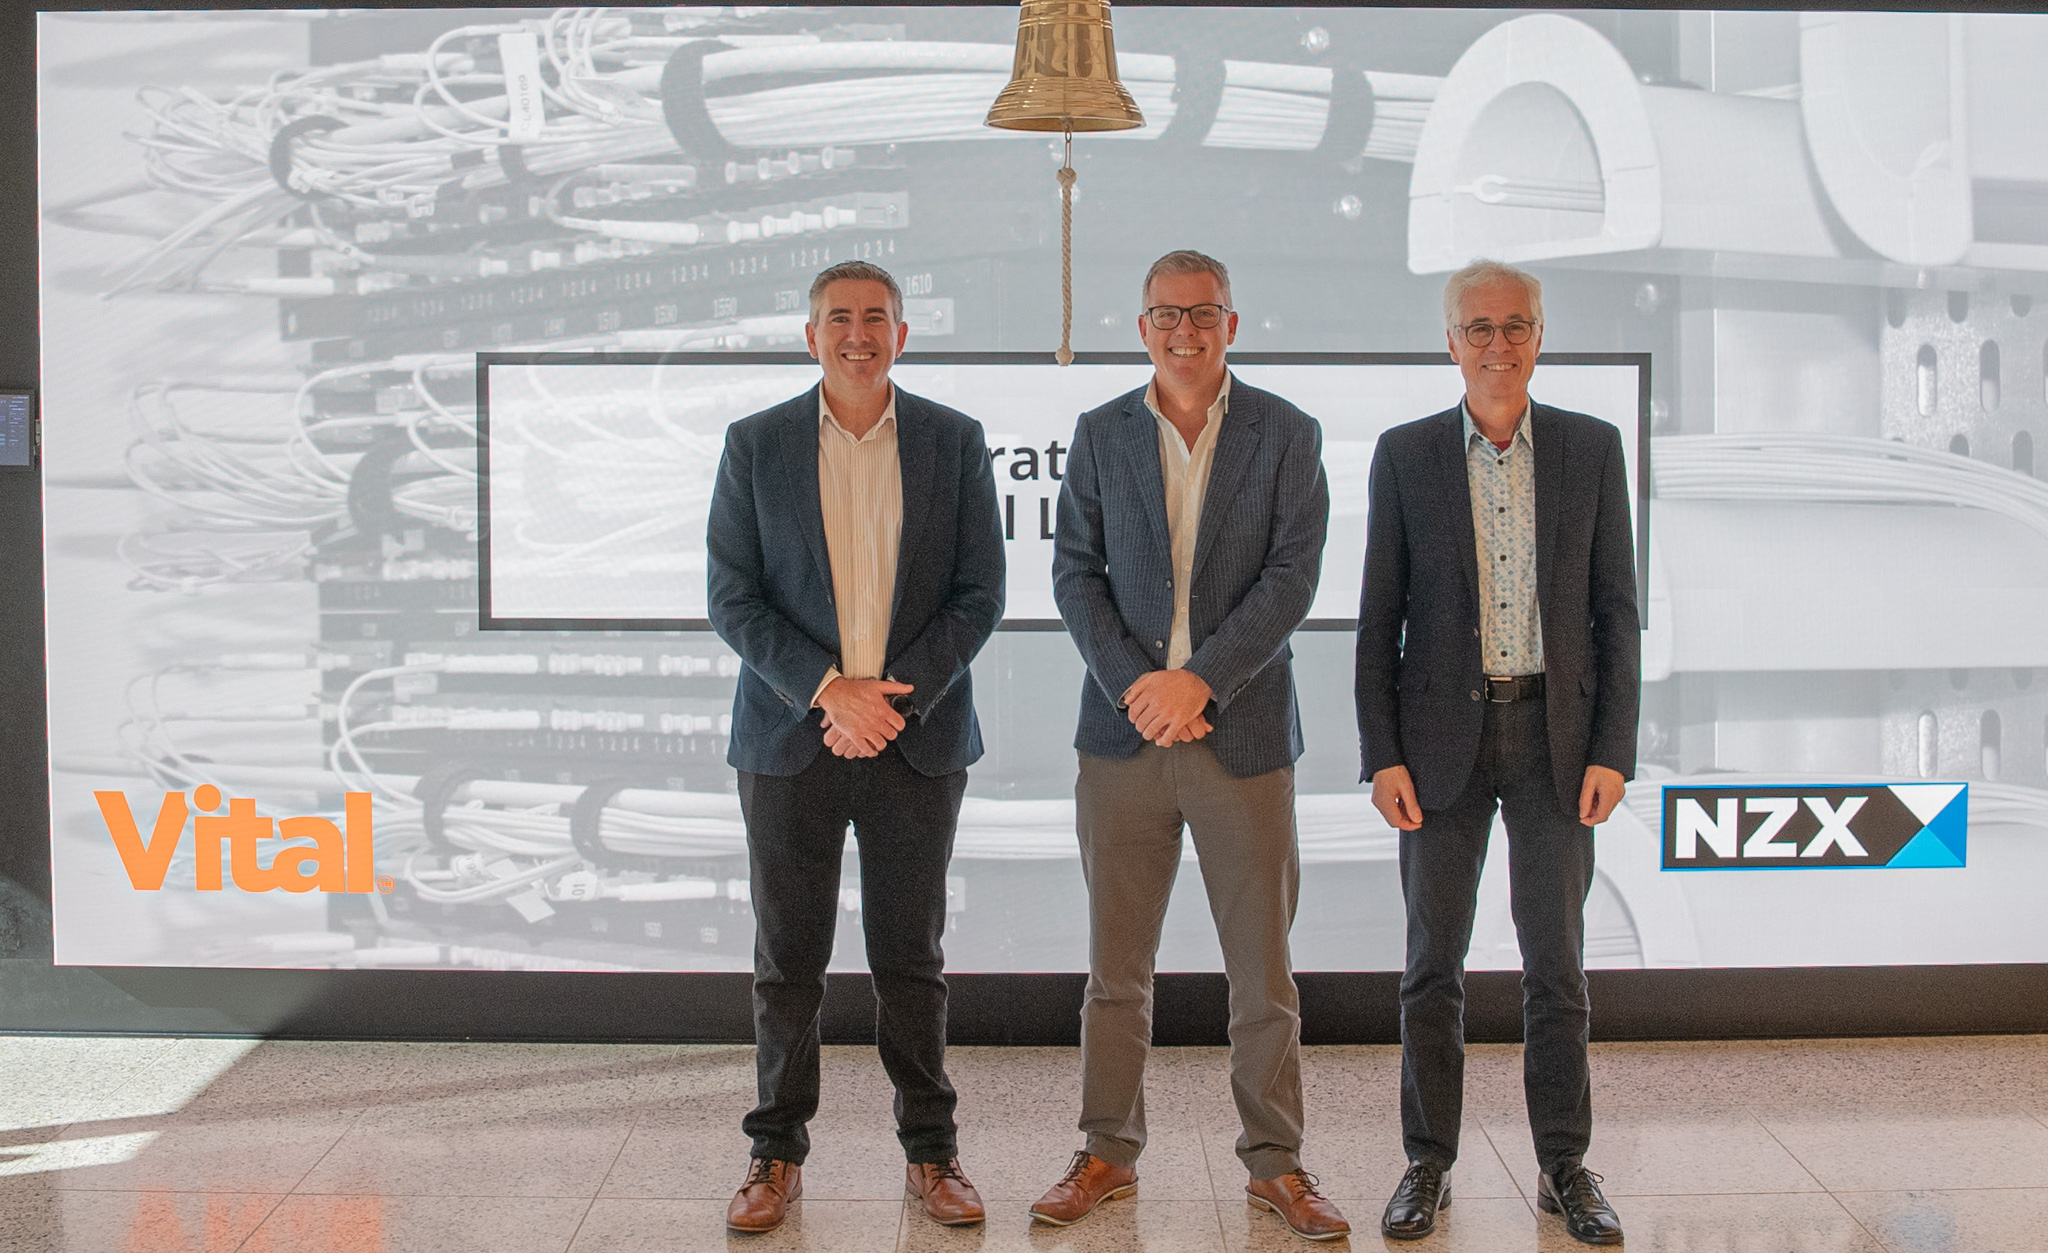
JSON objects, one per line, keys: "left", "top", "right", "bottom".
{"left": 1031, "top": 250, "right": 1347, "bottom": 1242}
{"left": 1356, "top": 259, "right": 1639, "bottom": 1244}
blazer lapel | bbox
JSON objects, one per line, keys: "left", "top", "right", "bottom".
{"left": 1531, "top": 402, "right": 1565, "bottom": 604}
{"left": 1190, "top": 378, "right": 1264, "bottom": 580}
{"left": 1430, "top": 407, "right": 1481, "bottom": 609}
{"left": 1116, "top": 391, "right": 1172, "bottom": 555}
{"left": 777, "top": 386, "right": 835, "bottom": 606}
{"left": 888, "top": 388, "right": 934, "bottom": 638}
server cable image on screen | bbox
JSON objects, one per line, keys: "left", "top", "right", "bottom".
{"left": 37, "top": 7, "right": 2048, "bottom": 976}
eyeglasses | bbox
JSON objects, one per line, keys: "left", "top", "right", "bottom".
{"left": 1144, "top": 303, "right": 1231, "bottom": 331}
{"left": 1454, "top": 319, "right": 1540, "bottom": 347}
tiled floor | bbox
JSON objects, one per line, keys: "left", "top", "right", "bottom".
{"left": 3, "top": 1034, "right": 2046, "bottom": 1251}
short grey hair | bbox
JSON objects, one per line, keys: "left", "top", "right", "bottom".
{"left": 1141, "top": 249, "right": 1232, "bottom": 307}
{"left": 1442, "top": 259, "right": 1543, "bottom": 328}
{"left": 809, "top": 260, "right": 902, "bottom": 323}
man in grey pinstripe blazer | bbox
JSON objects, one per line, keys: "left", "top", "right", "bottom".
{"left": 1031, "top": 251, "right": 1347, "bottom": 1242}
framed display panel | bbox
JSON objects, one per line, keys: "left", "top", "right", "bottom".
{"left": 474, "top": 351, "right": 1651, "bottom": 631}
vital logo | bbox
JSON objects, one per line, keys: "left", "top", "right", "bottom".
{"left": 95, "top": 785, "right": 390, "bottom": 893}
{"left": 1662, "top": 784, "right": 1967, "bottom": 870}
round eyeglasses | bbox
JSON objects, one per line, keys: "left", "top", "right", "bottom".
{"left": 1455, "top": 319, "right": 1540, "bottom": 348}
{"left": 1144, "top": 303, "right": 1231, "bottom": 331}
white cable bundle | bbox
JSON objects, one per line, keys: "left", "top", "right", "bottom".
{"left": 1205, "top": 62, "right": 1333, "bottom": 152}
{"left": 1653, "top": 433, "right": 2048, "bottom": 547}
{"left": 1361, "top": 71, "right": 1440, "bottom": 163}
{"left": 89, "top": 8, "right": 1448, "bottom": 294}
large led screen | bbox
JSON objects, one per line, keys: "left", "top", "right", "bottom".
{"left": 40, "top": 8, "right": 2048, "bottom": 974}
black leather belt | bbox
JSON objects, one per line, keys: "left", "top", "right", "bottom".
{"left": 1485, "top": 673, "right": 1546, "bottom": 703}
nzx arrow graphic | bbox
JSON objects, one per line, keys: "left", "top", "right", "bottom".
{"left": 1661, "top": 784, "right": 1967, "bottom": 870}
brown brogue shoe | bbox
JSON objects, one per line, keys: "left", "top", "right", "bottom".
{"left": 906, "top": 1159, "right": 986, "bottom": 1225}
{"left": 1248, "top": 1169, "right": 1352, "bottom": 1241}
{"left": 726, "top": 1157, "right": 802, "bottom": 1233}
{"left": 1029, "top": 1150, "right": 1138, "bottom": 1226}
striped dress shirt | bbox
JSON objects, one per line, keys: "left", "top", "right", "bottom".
{"left": 811, "top": 387, "right": 902, "bottom": 704}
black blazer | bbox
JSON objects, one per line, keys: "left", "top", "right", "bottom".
{"left": 1354, "top": 402, "right": 1641, "bottom": 814}
{"left": 706, "top": 384, "right": 1005, "bottom": 778}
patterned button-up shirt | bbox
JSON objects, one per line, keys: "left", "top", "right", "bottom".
{"left": 1464, "top": 401, "right": 1543, "bottom": 676}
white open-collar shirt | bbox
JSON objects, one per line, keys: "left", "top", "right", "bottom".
{"left": 811, "top": 386, "right": 902, "bottom": 704}
{"left": 1145, "top": 372, "right": 1231, "bottom": 672}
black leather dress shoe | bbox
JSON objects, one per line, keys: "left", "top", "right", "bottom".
{"left": 1538, "top": 1167, "right": 1624, "bottom": 1245}
{"left": 1380, "top": 1163, "right": 1451, "bottom": 1240}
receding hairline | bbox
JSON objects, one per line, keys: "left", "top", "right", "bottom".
{"left": 807, "top": 261, "right": 904, "bottom": 323}
{"left": 812, "top": 277, "right": 901, "bottom": 320}
{"left": 1442, "top": 258, "right": 1543, "bottom": 327}
{"left": 1141, "top": 249, "right": 1232, "bottom": 307}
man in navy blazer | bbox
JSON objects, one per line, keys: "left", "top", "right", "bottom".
{"left": 706, "top": 262, "right": 1003, "bottom": 1233}
{"left": 1032, "top": 251, "right": 1348, "bottom": 1242}
{"left": 1356, "top": 260, "right": 1639, "bottom": 1245}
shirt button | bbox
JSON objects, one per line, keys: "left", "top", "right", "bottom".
{"left": 1470, "top": 690, "right": 1482, "bottom": 701}
{"left": 1155, "top": 641, "right": 1165, "bottom": 649}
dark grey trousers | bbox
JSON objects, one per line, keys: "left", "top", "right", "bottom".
{"left": 1398, "top": 696, "right": 1595, "bottom": 1182}
{"left": 737, "top": 745, "right": 968, "bottom": 1166}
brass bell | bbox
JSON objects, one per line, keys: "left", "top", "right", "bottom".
{"left": 984, "top": 0, "right": 1145, "bottom": 134}
{"left": 987, "top": 0, "right": 1143, "bottom": 364}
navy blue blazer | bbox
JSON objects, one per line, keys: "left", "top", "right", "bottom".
{"left": 1354, "top": 402, "right": 1641, "bottom": 815}
{"left": 1052, "top": 377, "right": 1330, "bottom": 779}
{"left": 705, "top": 385, "right": 1005, "bottom": 778}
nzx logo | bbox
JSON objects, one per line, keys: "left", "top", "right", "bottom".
{"left": 1662, "top": 783, "right": 1968, "bottom": 870}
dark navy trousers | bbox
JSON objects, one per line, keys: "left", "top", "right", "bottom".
{"left": 1397, "top": 695, "right": 1596, "bottom": 1182}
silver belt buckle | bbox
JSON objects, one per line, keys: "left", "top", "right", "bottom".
{"left": 1486, "top": 676, "right": 1515, "bottom": 703}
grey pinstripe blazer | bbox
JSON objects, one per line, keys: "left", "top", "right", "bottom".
{"left": 1052, "top": 377, "right": 1330, "bottom": 779}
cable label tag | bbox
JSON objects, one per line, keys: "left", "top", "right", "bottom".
{"left": 499, "top": 32, "right": 545, "bottom": 142}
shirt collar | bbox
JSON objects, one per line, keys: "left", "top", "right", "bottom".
{"left": 1144, "top": 371, "right": 1232, "bottom": 427}
{"left": 1462, "top": 400, "right": 1534, "bottom": 451}
{"left": 820, "top": 385, "right": 897, "bottom": 443}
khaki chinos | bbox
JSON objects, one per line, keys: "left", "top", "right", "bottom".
{"left": 1075, "top": 741, "right": 1304, "bottom": 1179}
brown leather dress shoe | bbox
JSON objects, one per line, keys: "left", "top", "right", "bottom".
{"left": 726, "top": 1157, "right": 801, "bottom": 1233}
{"left": 1247, "top": 1169, "right": 1352, "bottom": 1241}
{"left": 1029, "top": 1150, "right": 1139, "bottom": 1226}
{"left": 906, "top": 1159, "right": 986, "bottom": 1225}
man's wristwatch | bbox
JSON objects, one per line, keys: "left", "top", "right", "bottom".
{"left": 885, "top": 675, "right": 914, "bottom": 717}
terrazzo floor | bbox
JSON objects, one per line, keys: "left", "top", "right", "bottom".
{"left": 3, "top": 1033, "right": 2046, "bottom": 1251}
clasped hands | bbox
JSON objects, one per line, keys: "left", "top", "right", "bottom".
{"left": 817, "top": 676, "right": 913, "bottom": 758}
{"left": 1121, "top": 668, "right": 1213, "bottom": 748}
{"left": 1370, "top": 762, "right": 1628, "bottom": 831}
